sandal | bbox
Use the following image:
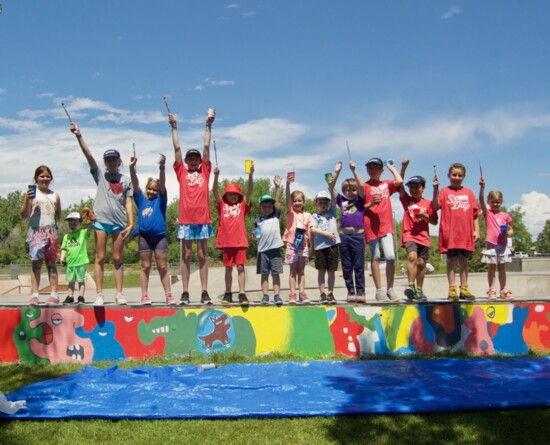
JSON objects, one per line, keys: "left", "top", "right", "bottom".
{"left": 500, "top": 288, "right": 514, "bottom": 300}
{"left": 486, "top": 288, "right": 497, "bottom": 300}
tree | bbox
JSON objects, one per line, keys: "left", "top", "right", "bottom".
{"left": 508, "top": 207, "right": 533, "bottom": 252}
{"left": 536, "top": 219, "right": 550, "bottom": 254}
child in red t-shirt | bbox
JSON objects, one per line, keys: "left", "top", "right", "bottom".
{"left": 432, "top": 162, "right": 480, "bottom": 302}
{"left": 398, "top": 160, "right": 438, "bottom": 302}
{"left": 213, "top": 165, "right": 254, "bottom": 306}
{"left": 169, "top": 110, "right": 215, "bottom": 305}
{"left": 363, "top": 157, "right": 403, "bottom": 301}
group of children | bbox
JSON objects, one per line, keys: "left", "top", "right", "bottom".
{"left": 21, "top": 109, "right": 514, "bottom": 306}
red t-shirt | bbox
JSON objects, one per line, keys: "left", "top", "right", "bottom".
{"left": 400, "top": 195, "right": 437, "bottom": 248}
{"left": 174, "top": 160, "right": 212, "bottom": 225}
{"left": 215, "top": 200, "right": 252, "bottom": 248}
{"left": 363, "top": 179, "right": 399, "bottom": 242}
{"left": 438, "top": 186, "right": 479, "bottom": 253}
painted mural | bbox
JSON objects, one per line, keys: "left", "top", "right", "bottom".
{"left": 2, "top": 302, "right": 549, "bottom": 364}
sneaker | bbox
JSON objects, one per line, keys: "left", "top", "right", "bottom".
{"left": 500, "top": 288, "right": 514, "bottom": 300}
{"left": 375, "top": 289, "right": 389, "bottom": 302}
{"left": 404, "top": 285, "right": 417, "bottom": 301}
{"left": 201, "top": 291, "right": 212, "bottom": 305}
{"left": 221, "top": 292, "right": 233, "bottom": 304}
{"left": 415, "top": 289, "right": 428, "bottom": 302}
{"left": 261, "top": 294, "right": 270, "bottom": 305}
{"left": 299, "top": 293, "right": 310, "bottom": 304}
{"left": 355, "top": 293, "right": 366, "bottom": 304}
{"left": 486, "top": 288, "right": 497, "bottom": 300}
{"left": 46, "top": 296, "right": 60, "bottom": 305}
{"left": 141, "top": 295, "right": 152, "bottom": 305}
{"left": 77, "top": 296, "right": 86, "bottom": 305}
{"left": 29, "top": 296, "right": 40, "bottom": 305}
{"left": 347, "top": 293, "right": 357, "bottom": 303}
{"left": 94, "top": 293, "right": 105, "bottom": 306}
{"left": 116, "top": 293, "right": 128, "bottom": 305}
{"left": 326, "top": 293, "right": 337, "bottom": 305}
{"left": 274, "top": 294, "right": 283, "bottom": 306}
{"left": 180, "top": 291, "right": 190, "bottom": 305}
{"left": 166, "top": 294, "right": 177, "bottom": 305}
{"left": 387, "top": 288, "right": 398, "bottom": 301}
{"left": 238, "top": 292, "right": 249, "bottom": 306}
{"left": 319, "top": 292, "right": 328, "bottom": 304}
{"left": 459, "top": 285, "right": 476, "bottom": 301}
{"left": 289, "top": 293, "right": 297, "bottom": 305}
{"left": 447, "top": 285, "right": 459, "bottom": 302}
{"left": 63, "top": 295, "right": 75, "bottom": 305}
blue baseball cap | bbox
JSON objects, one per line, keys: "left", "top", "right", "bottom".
{"left": 103, "top": 149, "right": 120, "bottom": 159}
{"left": 406, "top": 176, "right": 426, "bottom": 186}
{"left": 366, "top": 157, "right": 383, "bottom": 167}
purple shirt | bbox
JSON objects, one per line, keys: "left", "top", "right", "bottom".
{"left": 336, "top": 194, "right": 365, "bottom": 228}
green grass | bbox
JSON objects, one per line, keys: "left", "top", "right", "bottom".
{"left": 1, "top": 353, "right": 549, "bottom": 445}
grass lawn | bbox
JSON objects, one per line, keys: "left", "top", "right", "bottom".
{"left": 1, "top": 353, "right": 549, "bottom": 445}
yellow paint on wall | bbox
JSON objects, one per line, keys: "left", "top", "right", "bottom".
{"left": 382, "top": 306, "right": 421, "bottom": 351}
{"left": 461, "top": 304, "right": 513, "bottom": 324}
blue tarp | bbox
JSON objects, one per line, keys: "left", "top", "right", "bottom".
{"left": 2, "top": 357, "right": 550, "bottom": 419}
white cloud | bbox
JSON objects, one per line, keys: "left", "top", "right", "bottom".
{"left": 511, "top": 192, "right": 550, "bottom": 237}
{"left": 91, "top": 72, "right": 102, "bottom": 79}
{"left": 441, "top": 7, "right": 463, "bottom": 20}
{"left": 222, "top": 118, "right": 308, "bottom": 150}
{"left": 211, "top": 80, "right": 235, "bottom": 86}
{"left": 0, "top": 117, "right": 43, "bottom": 132}
{"left": 0, "top": 88, "right": 6, "bottom": 95}
{"left": 193, "top": 84, "right": 205, "bottom": 91}
{"left": 37, "top": 92, "right": 55, "bottom": 98}
{"left": 227, "top": 3, "right": 238, "bottom": 8}
{"left": 243, "top": 11, "right": 256, "bottom": 18}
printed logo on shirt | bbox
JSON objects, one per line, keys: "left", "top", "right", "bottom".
{"left": 446, "top": 194, "right": 470, "bottom": 211}
{"left": 67, "top": 238, "right": 82, "bottom": 248}
{"left": 186, "top": 171, "right": 204, "bottom": 187}
{"left": 141, "top": 207, "right": 153, "bottom": 218}
{"left": 108, "top": 179, "right": 123, "bottom": 195}
{"left": 370, "top": 183, "right": 389, "bottom": 200}
{"left": 223, "top": 203, "right": 241, "bottom": 219}
{"left": 342, "top": 200, "right": 358, "bottom": 215}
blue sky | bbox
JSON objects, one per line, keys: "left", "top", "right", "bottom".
{"left": 1, "top": 0, "right": 549, "bottom": 236}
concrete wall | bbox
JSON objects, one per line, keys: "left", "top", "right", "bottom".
{"left": 1, "top": 302, "right": 549, "bottom": 364}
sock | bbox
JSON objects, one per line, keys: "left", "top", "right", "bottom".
{"left": 408, "top": 282, "right": 415, "bottom": 287}
{"left": 31, "top": 292, "right": 39, "bottom": 298}
{"left": 50, "top": 292, "right": 58, "bottom": 298}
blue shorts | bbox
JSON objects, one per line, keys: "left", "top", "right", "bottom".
{"left": 92, "top": 221, "right": 125, "bottom": 234}
{"left": 177, "top": 224, "right": 214, "bottom": 240}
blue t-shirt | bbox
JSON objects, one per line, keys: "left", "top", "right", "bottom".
{"left": 134, "top": 190, "right": 167, "bottom": 236}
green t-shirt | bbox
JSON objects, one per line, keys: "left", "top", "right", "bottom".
{"left": 61, "top": 228, "right": 90, "bottom": 267}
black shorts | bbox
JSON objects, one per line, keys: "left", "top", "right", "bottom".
{"left": 446, "top": 248, "right": 472, "bottom": 259}
{"left": 138, "top": 233, "right": 168, "bottom": 253}
{"left": 404, "top": 242, "right": 430, "bottom": 260}
{"left": 314, "top": 245, "right": 339, "bottom": 271}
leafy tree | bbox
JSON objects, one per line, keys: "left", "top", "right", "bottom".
{"left": 508, "top": 207, "right": 532, "bottom": 252}
{"left": 0, "top": 192, "right": 28, "bottom": 263}
{"left": 536, "top": 219, "right": 550, "bottom": 254}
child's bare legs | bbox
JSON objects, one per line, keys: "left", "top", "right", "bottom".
{"left": 46, "top": 259, "right": 58, "bottom": 293}
{"left": 371, "top": 259, "right": 382, "bottom": 289}
{"left": 181, "top": 240, "right": 193, "bottom": 292}
{"left": 407, "top": 252, "right": 418, "bottom": 284}
{"left": 458, "top": 254, "right": 469, "bottom": 287}
{"left": 77, "top": 281, "right": 86, "bottom": 297}
{"left": 30, "top": 259, "right": 42, "bottom": 294}
{"left": 224, "top": 266, "right": 234, "bottom": 292}
{"left": 327, "top": 269, "right": 335, "bottom": 293}
{"left": 289, "top": 262, "right": 299, "bottom": 294}
{"left": 446, "top": 256, "right": 458, "bottom": 286}
{"left": 155, "top": 249, "right": 171, "bottom": 295}
{"left": 386, "top": 259, "right": 395, "bottom": 289}
{"left": 261, "top": 274, "right": 270, "bottom": 294}
{"left": 416, "top": 257, "right": 426, "bottom": 288}
{"left": 68, "top": 281, "right": 76, "bottom": 298}
{"left": 317, "top": 269, "right": 327, "bottom": 294}
{"left": 497, "top": 263, "right": 507, "bottom": 290}
{"left": 197, "top": 239, "right": 208, "bottom": 292}
{"left": 487, "top": 263, "right": 497, "bottom": 289}
{"left": 297, "top": 259, "right": 306, "bottom": 294}
{"left": 94, "top": 230, "right": 108, "bottom": 292}
{"left": 111, "top": 231, "right": 125, "bottom": 294}
{"left": 272, "top": 274, "right": 281, "bottom": 295}
{"left": 237, "top": 264, "right": 246, "bottom": 293}
{"left": 139, "top": 250, "right": 153, "bottom": 296}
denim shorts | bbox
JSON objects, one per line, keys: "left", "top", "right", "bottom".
{"left": 177, "top": 224, "right": 214, "bottom": 240}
